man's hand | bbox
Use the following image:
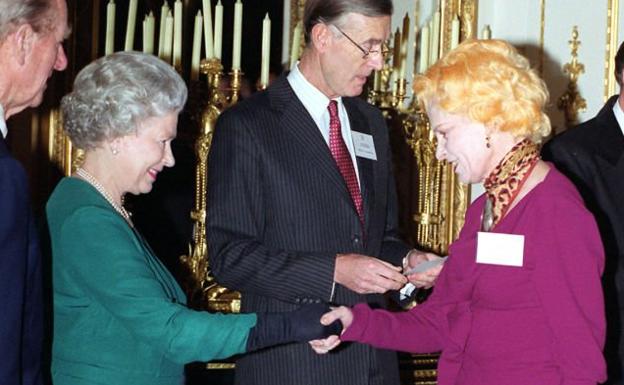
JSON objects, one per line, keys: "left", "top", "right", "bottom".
{"left": 334, "top": 253, "right": 407, "bottom": 294}
{"left": 309, "top": 306, "right": 352, "bottom": 354}
{"left": 403, "top": 249, "right": 444, "bottom": 289}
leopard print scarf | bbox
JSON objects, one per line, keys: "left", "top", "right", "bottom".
{"left": 481, "top": 139, "right": 540, "bottom": 231}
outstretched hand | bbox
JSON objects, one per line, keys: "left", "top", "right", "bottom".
{"left": 309, "top": 306, "right": 353, "bottom": 354}
{"left": 246, "top": 303, "right": 342, "bottom": 352}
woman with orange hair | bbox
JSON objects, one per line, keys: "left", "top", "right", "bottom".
{"left": 311, "top": 39, "right": 606, "bottom": 385}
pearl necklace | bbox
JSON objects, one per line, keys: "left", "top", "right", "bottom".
{"left": 75, "top": 168, "right": 133, "bottom": 227}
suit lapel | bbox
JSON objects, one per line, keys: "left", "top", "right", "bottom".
{"left": 593, "top": 96, "right": 624, "bottom": 166}
{"left": 584, "top": 97, "right": 624, "bottom": 229}
{"left": 344, "top": 98, "right": 375, "bottom": 230}
{"left": 268, "top": 78, "right": 356, "bottom": 213}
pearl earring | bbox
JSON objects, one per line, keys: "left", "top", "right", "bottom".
{"left": 112, "top": 148, "right": 119, "bottom": 155}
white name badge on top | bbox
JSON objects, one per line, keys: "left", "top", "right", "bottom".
{"left": 476, "top": 231, "right": 524, "bottom": 267}
{"left": 352, "top": 132, "right": 377, "bottom": 160}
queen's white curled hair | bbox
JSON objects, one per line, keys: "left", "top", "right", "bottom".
{"left": 61, "top": 51, "right": 187, "bottom": 150}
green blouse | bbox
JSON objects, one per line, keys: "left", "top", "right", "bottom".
{"left": 47, "top": 177, "right": 256, "bottom": 385}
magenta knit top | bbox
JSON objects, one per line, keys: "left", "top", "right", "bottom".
{"left": 342, "top": 165, "right": 606, "bottom": 385}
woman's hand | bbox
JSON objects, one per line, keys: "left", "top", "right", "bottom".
{"left": 308, "top": 306, "right": 353, "bottom": 354}
{"left": 403, "top": 250, "right": 445, "bottom": 289}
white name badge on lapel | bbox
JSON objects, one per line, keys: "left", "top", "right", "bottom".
{"left": 476, "top": 231, "right": 524, "bottom": 267}
{"left": 352, "top": 132, "right": 377, "bottom": 160}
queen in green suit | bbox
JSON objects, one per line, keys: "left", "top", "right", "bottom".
{"left": 47, "top": 51, "right": 339, "bottom": 385}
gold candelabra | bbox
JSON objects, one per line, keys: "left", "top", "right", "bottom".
{"left": 557, "top": 26, "right": 587, "bottom": 128}
{"left": 366, "top": 12, "right": 470, "bottom": 256}
{"left": 368, "top": 43, "right": 410, "bottom": 111}
{"left": 179, "top": 58, "right": 243, "bottom": 313}
{"left": 402, "top": 107, "right": 446, "bottom": 254}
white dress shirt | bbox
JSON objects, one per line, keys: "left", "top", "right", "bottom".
{"left": 287, "top": 63, "right": 361, "bottom": 185}
{"left": 0, "top": 103, "right": 7, "bottom": 138}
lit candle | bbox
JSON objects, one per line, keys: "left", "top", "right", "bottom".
{"left": 418, "top": 25, "right": 430, "bottom": 73}
{"left": 430, "top": 10, "right": 440, "bottom": 64}
{"left": 260, "top": 13, "right": 271, "bottom": 88}
{"left": 281, "top": 0, "right": 290, "bottom": 66}
{"left": 373, "top": 70, "right": 381, "bottom": 91}
{"left": 232, "top": 0, "right": 243, "bottom": 70}
{"left": 158, "top": 1, "right": 170, "bottom": 59}
{"left": 202, "top": 0, "right": 214, "bottom": 59}
{"left": 173, "top": 0, "right": 183, "bottom": 69}
{"left": 390, "top": 70, "right": 398, "bottom": 93}
{"left": 400, "top": 13, "right": 410, "bottom": 79}
{"left": 105, "top": 0, "right": 116, "bottom": 55}
{"left": 214, "top": 0, "right": 223, "bottom": 59}
{"left": 451, "top": 15, "right": 460, "bottom": 49}
{"left": 191, "top": 11, "right": 203, "bottom": 80}
{"left": 124, "top": 0, "right": 138, "bottom": 51}
{"left": 289, "top": 21, "right": 302, "bottom": 69}
{"left": 143, "top": 12, "right": 156, "bottom": 54}
{"left": 163, "top": 10, "right": 174, "bottom": 63}
{"left": 481, "top": 24, "right": 492, "bottom": 39}
{"left": 392, "top": 28, "right": 401, "bottom": 73}
{"left": 142, "top": 18, "right": 146, "bottom": 51}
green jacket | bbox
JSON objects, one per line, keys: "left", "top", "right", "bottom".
{"left": 47, "top": 177, "right": 256, "bottom": 385}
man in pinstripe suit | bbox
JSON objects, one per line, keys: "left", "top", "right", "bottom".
{"left": 207, "top": 1, "right": 440, "bottom": 383}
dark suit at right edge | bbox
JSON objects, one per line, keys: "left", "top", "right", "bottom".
{"left": 542, "top": 95, "right": 624, "bottom": 384}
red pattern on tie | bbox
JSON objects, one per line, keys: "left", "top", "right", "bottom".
{"left": 328, "top": 100, "right": 364, "bottom": 226}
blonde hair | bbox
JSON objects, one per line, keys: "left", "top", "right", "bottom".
{"left": 414, "top": 39, "right": 551, "bottom": 142}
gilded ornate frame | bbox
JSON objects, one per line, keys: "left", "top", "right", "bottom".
{"left": 433, "top": 0, "right": 477, "bottom": 250}
{"left": 604, "top": 0, "right": 620, "bottom": 100}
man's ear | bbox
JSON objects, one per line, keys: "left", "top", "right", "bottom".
{"left": 12, "top": 24, "right": 36, "bottom": 66}
{"left": 310, "top": 23, "right": 333, "bottom": 53}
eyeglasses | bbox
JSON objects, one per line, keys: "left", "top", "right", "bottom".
{"left": 332, "top": 25, "right": 385, "bottom": 60}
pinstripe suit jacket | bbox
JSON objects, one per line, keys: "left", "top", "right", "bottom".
{"left": 207, "top": 76, "right": 411, "bottom": 385}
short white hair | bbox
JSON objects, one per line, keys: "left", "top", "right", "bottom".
{"left": 61, "top": 51, "right": 188, "bottom": 150}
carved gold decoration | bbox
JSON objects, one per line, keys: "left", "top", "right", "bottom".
{"left": 369, "top": 3, "right": 473, "bottom": 253}
{"left": 368, "top": 48, "right": 407, "bottom": 111}
{"left": 368, "top": 1, "right": 474, "bottom": 255}
{"left": 179, "top": 58, "right": 243, "bottom": 314}
{"left": 441, "top": 0, "right": 477, "bottom": 54}
{"left": 459, "top": 0, "right": 477, "bottom": 40}
{"left": 557, "top": 26, "right": 587, "bottom": 127}
{"left": 47, "top": 109, "right": 84, "bottom": 176}
{"left": 289, "top": 0, "right": 306, "bottom": 61}
{"left": 403, "top": 109, "right": 445, "bottom": 254}
{"left": 412, "top": 1, "right": 473, "bottom": 253}
{"left": 48, "top": 109, "right": 64, "bottom": 171}
{"left": 604, "top": 0, "right": 620, "bottom": 100}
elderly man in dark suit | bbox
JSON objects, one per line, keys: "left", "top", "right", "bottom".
{"left": 543, "top": 41, "right": 624, "bottom": 384}
{"left": 0, "top": 0, "right": 69, "bottom": 384}
{"left": 206, "top": 0, "right": 442, "bottom": 384}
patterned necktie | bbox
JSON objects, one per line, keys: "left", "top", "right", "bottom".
{"left": 327, "top": 100, "right": 364, "bottom": 226}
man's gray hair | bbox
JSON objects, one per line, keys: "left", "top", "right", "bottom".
{"left": 0, "top": 0, "right": 56, "bottom": 40}
{"left": 303, "top": 0, "right": 393, "bottom": 44}
{"left": 61, "top": 51, "right": 188, "bottom": 150}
